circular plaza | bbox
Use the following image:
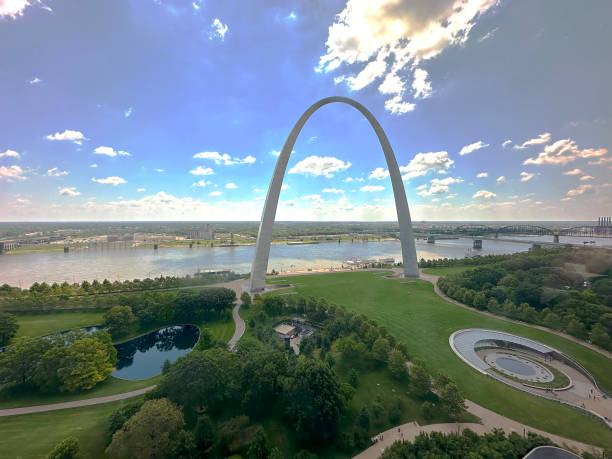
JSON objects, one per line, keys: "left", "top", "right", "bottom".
{"left": 449, "top": 329, "right": 612, "bottom": 428}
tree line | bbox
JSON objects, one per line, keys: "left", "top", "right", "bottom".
{"left": 437, "top": 248, "right": 612, "bottom": 351}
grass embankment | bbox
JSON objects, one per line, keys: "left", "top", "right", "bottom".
{"left": 273, "top": 271, "right": 612, "bottom": 450}
{"left": 421, "top": 265, "right": 491, "bottom": 276}
{"left": 15, "top": 311, "right": 105, "bottom": 339}
{"left": 0, "top": 397, "right": 144, "bottom": 458}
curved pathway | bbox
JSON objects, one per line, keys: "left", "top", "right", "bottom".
{"left": 354, "top": 399, "right": 601, "bottom": 458}
{"left": 207, "top": 278, "right": 249, "bottom": 350}
{"left": 419, "top": 270, "right": 612, "bottom": 360}
{"left": 0, "top": 386, "right": 155, "bottom": 417}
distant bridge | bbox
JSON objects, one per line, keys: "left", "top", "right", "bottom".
{"left": 434, "top": 224, "right": 612, "bottom": 239}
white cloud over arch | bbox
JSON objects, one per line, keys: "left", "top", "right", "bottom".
{"left": 289, "top": 155, "right": 351, "bottom": 178}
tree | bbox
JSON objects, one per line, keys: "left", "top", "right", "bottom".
{"left": 103, "top": 306, "right": 137, "bottom": 337}
{"left": 196, "top": 328, "right": 214, "bottom": 351}
{"left": 410, "top": 362, "right": 431, "bottom": 397}
{"left": 590, "top": 323, "right": 612, "bottom": 351}
{"left": 60, "top": 335, "right": 117, "bottom": 391}
{"left": 106, "top": 398, "right": 185, "bottom": 459}
{"left": 194, "top": 414, "right": 215, "bottom": 450}
{"left": 47, "top": 436, "right": 80, "bottom": 459}
{"left": 247, "top": 428, "right": 271, "bottom": 459}
{"left": 0, "top": 337, "right": 51, "bottom": 387}
{"left": 437, "top": 380, "right": 466, "bottom": 419}
{"left": 372, "top": 337, "right": 390, "bottom": 362}
{"left": 285, "top": 358, "right": 344, "bottom": 444}
{"left": 473, "top": 292, "right": 487, "bottom": 310}
{"left": 241, "top": 291, "right": 252, "bottom": 308}
{"left": 0, "top": 312, "right": 18, "bottom": 346}
{"left": 566, "top": 318, "right": 588, "bottom": 340}
{"left": 388, "top": 349, "right": 407, "bottom": 379}
{"left": 160, "top": 349, "right": 240, "bottom": 413}
{"left": 348, "top": 368, "right": 359, "bottom": 388}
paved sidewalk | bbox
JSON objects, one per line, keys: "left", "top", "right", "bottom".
{"left": 0, "top": 386, "right": 156, "bottom": 417}
{"left": 355, "top": 399, "right": 601, "bottom": 458}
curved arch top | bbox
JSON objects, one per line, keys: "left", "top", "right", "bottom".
{"left": 249, "top": 96, "right": 419, "bottom": 292}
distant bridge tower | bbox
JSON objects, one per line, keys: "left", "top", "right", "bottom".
{"left": 473, "top": 239, "right": 482, "bottom": 249}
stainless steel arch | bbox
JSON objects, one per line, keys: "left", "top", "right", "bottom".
{"left": 249, "top": 96, "right": 419, "bottom": 292}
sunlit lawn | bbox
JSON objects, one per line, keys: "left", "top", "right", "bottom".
{"left": 272, "top": 271, "right": 612, "bottom": 450}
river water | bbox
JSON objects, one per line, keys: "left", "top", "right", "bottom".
{"left": 0, "top": 235, "right": 609, "bottom": 287}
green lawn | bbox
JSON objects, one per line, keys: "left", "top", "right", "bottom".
{"left": 0, "top": 375, "right": 159, "bottom": 410}
{"left": 273, "top": 271, "right": 612, "bottom": 449}
{"left": 15, "top": 311, "right": 104, "bottom": 339}
{"left": 421, "top": 265, "right": 485, "bottom": 276}
{"left": 0, "top": 397, "right": 143, "bottom": 459}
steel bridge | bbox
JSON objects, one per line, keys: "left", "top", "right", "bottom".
{"left": 438, "top": 224, "right": 612, "bottom": 238}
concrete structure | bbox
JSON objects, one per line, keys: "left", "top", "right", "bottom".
{"left": 273, "top": 323, "right": 296, "bottom": 339}
{"left": 187, "top": 224, "right": 214, "bottom": 240}
{"left": 248, "top": 96, "right": 419, "bottom": 292}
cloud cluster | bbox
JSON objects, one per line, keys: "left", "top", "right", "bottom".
{"left": 369, "top": 167, "right": 389, "bottom": 180}
{"left": 473, "top": 190, "right": 496, "bottom": 199}
{"left": 194, "top": 151, "right": 255, "bottom": 165}
{"left": 519, "top": 171, "right": 535, "bottom": 182}
{"left": 58, "top": 187, "right": 80, "bottom": 196}
{"left": 567, "top": 184, "right": 593, "bottom": 196}
{"left": 417, "top": 176, "right": 463, "bottom": 196}
{"left": 317, "top": 0, "right": 497, "bottom": 114}
{"left": 476, "top": 172, "right": 488, "bottom": 178}
{"left": 523, "top": 139, "right": 608, "bottom": 165}
{"left": 459, "top": 140, "right": 489, "bottom": 156}
{"left": 94, "top": 146, "right": 131, "bottom": 157}
{"left": 399, "top": 151, "right": 454, "bottom": 180}
{"left": 0, "top": 165, "right": 26, "bottom": 181}
{"left": 360, "top": 185, "right": 384, "bottom": 192}
{"left": 513, "top": 132, "right": 551, "bottom": 149}
{"left": 0, "top": 0, "right": 30, "bottom": 18}
{"left": 45, "top": 167, "right": 69, "bottom": 177}
{"left": 0, "top": 149, "right": 20, "bottom": 159}
{"left": 209, "top": 18, "right": 228, "bottom": 40}
{"left": 289, "top": 155, "right": 351, "bottom": 178}
{"left": 190, "top": 166, "right": 214, "bottom": 176}
{"left": 91, "top": 176, "right": 126, "bottom": 186}
{"left": 46, "top": 130, "right": 86, "bottom": 145}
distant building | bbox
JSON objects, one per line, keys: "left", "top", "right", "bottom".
{"left": 0, "top": 241, "right": 18, "bottom": 254}
{"left": 273, "top": 323, "right": 296, "bottom": 339}
{"left": 186, "top": 224, "right": 214, "bottom": 240}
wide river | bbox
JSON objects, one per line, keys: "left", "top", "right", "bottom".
{"left": 1, "top": 235, "right": 609, "bottom": 287}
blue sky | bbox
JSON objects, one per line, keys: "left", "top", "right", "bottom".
{"left": 1, "top": 0, "right": 611, "bottom": 221}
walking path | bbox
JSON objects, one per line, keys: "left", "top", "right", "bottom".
{"left": 0, "top": 386, "right": 156, "bottom": 417}
{"left": 208, "top": 278, "right": 249, "bottom": 350}
{"left": 354, "top": 399, "right": 601, "bottom": 458}
{"left": 419, "top": 270, "right": 612, "bottom": 360}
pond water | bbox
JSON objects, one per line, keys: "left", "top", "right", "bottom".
{"left": 112, "top": 325, "right": 199, "bottom": 380}
{"left": 495, "top": 356, "right": 536, "bottom": 376}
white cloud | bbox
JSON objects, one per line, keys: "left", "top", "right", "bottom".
{"left": 0, "top": 149, "right": 20, "bottom": 159}
{"left": 317, "top": 0, "right": 497, "bottom": 114}
{"left": 502, "top": 140, "right": 512, "bottom": 148}
{"left": 360, "top": 185, "right": 384, "bottom": 192}
{"left": 567, "top": 184, "right": 593, "bottom": 196}
{"left": 91, "top": 176, "right": 126, "bottom": 186}
{"left": 418, "top": 184, "right": 448, "bottom": 196}
{"left": 412, "top": 68, "right": 432, "bottom": 99}
{"left": 399, "top": 151, "right": 454, "bottom": 180}
{"left": 281, "top": 184, "right": 289, "bottom": 190}
{"left": 270, "top": 150, "right": 281, "bottom": 157}
{"left": 208, "top": 191, "right": 222, "bottom": 197}
{"left": 446, "top": 193, "right": 457, "bottom": 199}
{"left": 137, "top": 188, "right": 146, "bottom": 192}
{"left": 94, "top": 146, "right": 131, "bottom": 157}
{"left": 90, "top": 163, "right": 98, "bottom": 168}
{"left": 563, "top": 169, "right": 582, "bottom": 176}
{"left": 588, "top": 157, "right": 612, "bottom": 165}
{"left": 0, "top": 165, "right": 26, "bottom": 181}
{"left": 472, "top": 190, "right": 496, "bottom": 199}
{"left": 478, "top": 26, "right": 499, "bottom": 42}
{"left": 303, "top": 194, "right": 322, "bottom": 201}
{"left": 496, "top": 175, "right": 506, "bottom": 183}
{"left": 369, "top": 167, "right": 389, "bottom": 180}
{"left": 0, "top": 0, "right": 29, "bottom": 18}
{"left": 46, "top": 167, "right": 69, "bottom": 177}
{"left": 520, "top": 171, "right": 536, "bottom": 182}
{"left": 190, "top": 166, "right": 214, "bottom": 176}
{"left": 253, "top": 187, "right": 265, "bottom": 193}
{"left": 580, "top": 175, "right": 594, "bottom": 181}
{"left": 417, "top": 177, "right": 462, "bottom": 197}
{"left": 459, "top": 140, "right": 489, "bottom": 156}
{"left": 209, "top": 18, "right": 228, "bottom": 40}
{"left": 194, "top": 151, "right": 255, "bottom": 165}
{"left": 513, "top": 132, "right": 551, "bottom": 149}
{"left": 193, "top": 180, "right": 212, "bottom": 187}
{"left": 124, "top": 107, "right": 134, "bottom": 118}
{"left": 154, "top": 168, "right": 165, "bottom": 173}
{"left": 417, "top": 184, "right": 427, "bottom": 190}
{"left": 476, "top": 172, "right": 488, "bottom": 178}
{"left": 289, "top": 155, "right": 351, "bottom": 178}
{"left": 29, "top": 77, "right": 42, "bottom": 84}
{"left": 523, "top": 139, "right": 607, "bottom": 165}
{"left": 58, "top": 187, "right": 80, "bottom": 196}
{"left": 432, "top": 177, "right": 463, "bottom": 186}
{"left": 225, "top": 182, "right": 237, "bottom": 189}
{"left": 46, "top": 129, "right": 86, "bottom": 145}
{"left": 286, "top": 11, "right": 297, "bottom": 21}
{"left": 322, "top": 188, "right": 344, "bottom": 194}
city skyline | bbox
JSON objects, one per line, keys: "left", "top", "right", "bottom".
{"left": 1, "top": 0, "right": 611, "bottom": 221}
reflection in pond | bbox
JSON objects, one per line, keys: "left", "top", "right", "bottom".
{"left": 112, "top": 325, "right": 199, "bottom": 380}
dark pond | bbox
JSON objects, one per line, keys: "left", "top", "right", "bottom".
{"left": 495, "top": 357, "right": 536, "bottom": 376}
{"left": 112, "top": 325, "right": 199, "bottom": 380}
